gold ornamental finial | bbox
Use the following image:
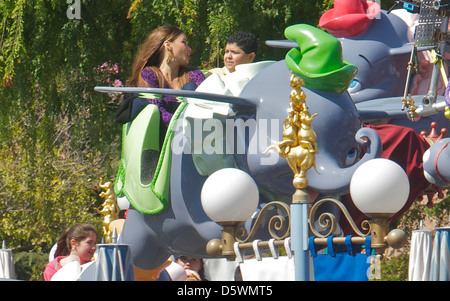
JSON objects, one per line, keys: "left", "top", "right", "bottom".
{"left": 401, "top": 94, "right": 418, "bottom": 121}
{"left": 95, "top": 180, "right": 120, "bottom": 243}
{"left": 263, "top": 73, "right": 318, "bottom": 191}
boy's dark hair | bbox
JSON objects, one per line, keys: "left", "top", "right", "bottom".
{"left": 226, "top": 32, "right": 258, "bottom": 55}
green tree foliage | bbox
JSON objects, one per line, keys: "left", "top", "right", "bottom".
{"left": 0, "top": 0, "right": 428, "bottom": 280}
{"left": 127, "top": 0, "right": 332, "bottom": 67}
{"left": 0, "top": 1, "right": 130, "bottom": 256}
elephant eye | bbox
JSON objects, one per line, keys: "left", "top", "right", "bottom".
{"left": 348, "top": 80, "right": 361, "bottom": 94}
{"left": 345, "top": 147, "right": 358, "bottom": 166}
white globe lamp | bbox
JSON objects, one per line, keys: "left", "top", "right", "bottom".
{"left": 350, "top": 158, "right": 410, "bottom": 217}
{"left": 201, "top": 168, "right": 259, "bottom": 224}
{"left": 350, "top": 158, "right": 410, "bottom": 254}
{"left": 201, "top": 168, "right": 259, "bottom": 259}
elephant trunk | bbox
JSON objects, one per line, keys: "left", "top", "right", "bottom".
{"left": 307, "top": 127, "right": 382, "bottom": 196}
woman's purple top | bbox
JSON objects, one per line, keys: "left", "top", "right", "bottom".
{"left": 141, "top": 67, "right": 205, "bottom": 126}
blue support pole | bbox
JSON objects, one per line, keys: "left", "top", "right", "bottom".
{"left": 291, "top": 189, "right": 310, "bottom": 281}
{"left": 95, "top": 243, "right": 135, "bottom": 281}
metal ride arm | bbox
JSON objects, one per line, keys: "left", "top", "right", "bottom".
{"left": 94, "top": 86, "right": 257, "bottom": 108}
{"left": 394, "top": 0, "right": 450, "bottom": 119}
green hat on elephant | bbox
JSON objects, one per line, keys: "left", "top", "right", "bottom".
{"left": 285, "top": 24, "right": 357, "bottom": 94}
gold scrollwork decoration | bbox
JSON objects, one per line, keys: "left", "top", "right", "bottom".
{"left": 309, "top": 198, "right": 371, "bottom": 238}
{"left": 235, "top": 201, "right": 291, "bottom": 244}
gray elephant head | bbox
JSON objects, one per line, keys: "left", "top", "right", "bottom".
{"left": 316, "top": 1, "right": 411, "bottom": 102}
{"left": 241, "top": 24, "right": 382, "bottom": 198}
{"left": 266, "top": 9, "right": 412, "bottom": 103}
{"left": 336, "top": 10, "right": 412, "bottom": 103}
{"left": 240, "top": 60, "right": 381, "bottom": 199}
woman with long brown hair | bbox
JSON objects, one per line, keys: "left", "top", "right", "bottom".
{"left": 126, "top": 24, "right": 205, "bottom": 127}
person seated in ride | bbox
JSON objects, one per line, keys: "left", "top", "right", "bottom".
{"left": 206, "top": 31, "right": 257, "bottom": 78}
{"left": 115, "top": 25, "right": 205, "bottom": 127}
{"left": 44, "top": 224, "right": 97, "bottom": 281}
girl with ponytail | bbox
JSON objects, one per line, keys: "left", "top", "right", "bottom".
{"left": 44, "top": 224, "right": 98, "bottom": 281}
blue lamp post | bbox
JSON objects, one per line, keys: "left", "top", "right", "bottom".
{"left": 291, "top": 189, "right": 311, "bottom": 281}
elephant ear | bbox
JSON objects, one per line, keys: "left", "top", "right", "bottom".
{"left": 423, "top": 138, "right": 450, "bottom": 187}
{"left": 284, "top": 24, "right": 358, "bottom": 94}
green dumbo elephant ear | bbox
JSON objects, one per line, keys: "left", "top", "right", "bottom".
{"left": 284, "top": 24, "right": 358, "bottom": 94}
